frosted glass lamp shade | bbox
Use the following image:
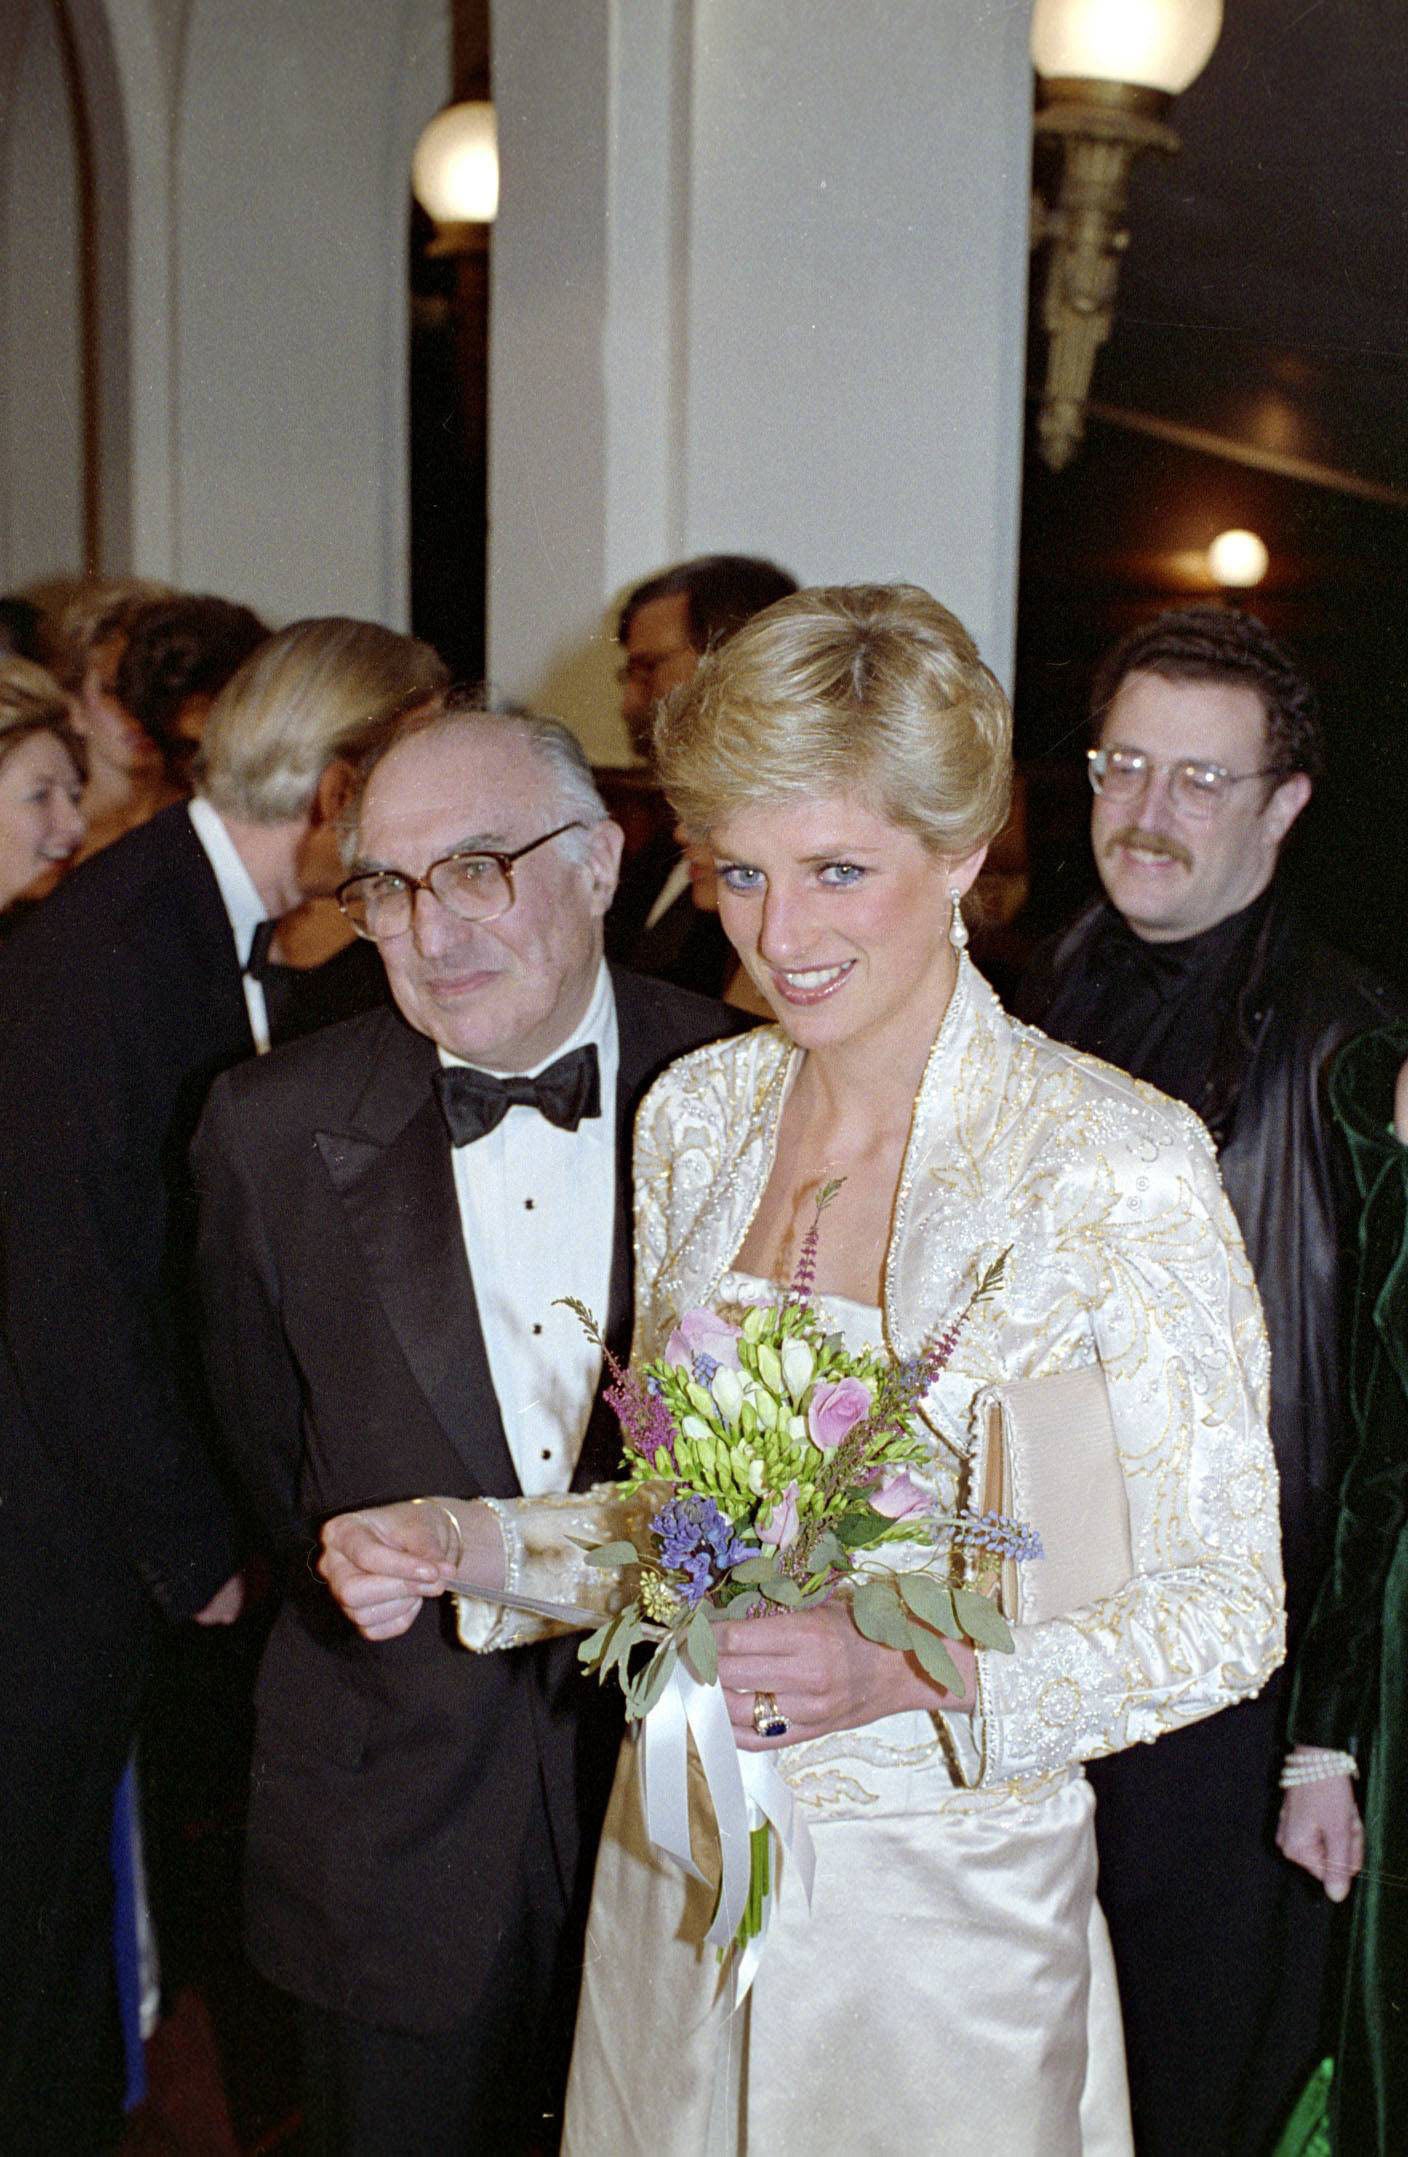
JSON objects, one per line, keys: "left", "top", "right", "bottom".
{"left": 412, "top": 102, "right": 499, "bottom": 226}
{"left": 1031, "top": 0, "right": 1223, "bottom": 95}
{"left": 1207, "top": 530, "right": 1269, "bottom": 588}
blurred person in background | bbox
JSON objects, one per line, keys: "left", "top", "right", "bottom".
{"left": 0, "top": 616, "right": 445, "bottom": 2156}
{"left": 0, "top": 658, "right": 87, "bottom": 927}
{"left": 0, "top": 594, "right": 45, "bottom": 662}
{"left": 50, "top": 577, "right": 182, "bottom": 858}
{"left": 1278, "top": 1023, "right": 1408, "bottom": 2157}
{"left": 116, "top": 593, "right": 269, "bottom": 785}
{"left": 607, "top": 553, "right": 797, "bottom": 996}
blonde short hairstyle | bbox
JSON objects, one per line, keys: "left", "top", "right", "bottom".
{"left": 197, "top": 617, "right": 449, "bottom": 825}
{"left": 0, "top": 657, "right": 87, "bottom": 780}
{"left": 654, "top": 583, "right": 1012, "bottom": 859}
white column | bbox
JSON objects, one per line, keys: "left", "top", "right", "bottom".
{"left": 0, "top": 0, "right": 86, "bottom": 590}
{"left": 172, "top": 0, "right": 449, "bottom": 625}
{"left": 490, "top": 0, "right": 1032, "bottom": 764}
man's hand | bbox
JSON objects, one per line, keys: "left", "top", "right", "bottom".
{"left": 193, "top": 1571, "right": 245, "bottom": 1626}
{"left": 319, "top": 1502, "right": 458, "bottom": 1641}
{"left": 1277, "top": 1773, "right": 1364, "bottom": 1902}
{"left": 1394, "top": 1053, "right": 1408, "bottom": 1144}
{"left": 714, "top": 1598, "right": 976, "bottom": 1750}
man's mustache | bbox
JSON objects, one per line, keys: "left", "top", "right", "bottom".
{"left": 1103, "top": 828, "right": 1194, "bottom": 873}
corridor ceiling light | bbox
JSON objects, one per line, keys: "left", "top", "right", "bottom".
{"left": 412, "top": 101, "right": 498, "bottom": 251}
{"left": 1029, "top": 0, "right": 1223, "bottom": 470}
{"left": 1207, "top": 528, "right": 1269, "bottom": 589}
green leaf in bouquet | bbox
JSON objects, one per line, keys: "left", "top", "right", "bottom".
{"left": 627, "top": 1638, "right": 679, "bottom": 1720}
{"left": 851, "top": 1578, "right": 913, "bottom": 1651}
{"left": 729, "top": 1554, "right": 781, "bottom": 1586}
{"left": 584, "top": 1540, "right": 639, "bottom": 1569}
{"left": 952, "top": 1586, "right": 1013, "bottom": 1652}
{"left": 577, "top": 1618, "right": 616, "bottom": 1668}
{"left": 713, "top": 1587, "right": 761, "bottom": 1620}
{"left": 685, "top": 1604, "right": 718, "bottom": 1684}
{"left": 599, "top": 1610, "right": 642, "bottom": 1683}
{"left": 806, "top": 1529, "right": 844, "bottom": 1572}
{"left": 910, "top": 1624, "right": 965, "bottom": 1696}
{"left": 833, "top": 1508, "right": 890, "bottom": 1549}
{"left": 758, "top": 1576, "right": 803, "bottom": 1608}
{"left": 898, "top": 1574, "right": 958, "bottom": 1636}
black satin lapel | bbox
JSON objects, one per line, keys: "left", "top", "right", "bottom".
{"left": 572, "top": 979, "right": 664, "bottom": 1491}
{"left": 316, "top": 1098, "right": 520, "bottom": 1495}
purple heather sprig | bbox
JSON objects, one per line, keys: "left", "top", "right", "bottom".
{"left": 605, "top": 1377, "right": 676, "bottom": 1467}
{"left": 785, "top": 1178, "right": 845, "bottom": 1307}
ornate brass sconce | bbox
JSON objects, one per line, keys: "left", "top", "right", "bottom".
{"left": 1030, "top": 0, "right": 1223, "bottom": 471}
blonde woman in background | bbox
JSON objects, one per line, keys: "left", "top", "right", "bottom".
{"left": 47, "top": 577, "right": 182, "bottom": 857}
{"left": 0, "top": 657, "right": 87, "bottom": 925}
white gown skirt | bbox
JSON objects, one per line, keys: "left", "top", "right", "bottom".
{"left": 563, "top": 1735, "right": 1133, "bottom": 2156}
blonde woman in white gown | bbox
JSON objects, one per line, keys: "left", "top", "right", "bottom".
{"left": 322, "top": 586, "right": 1284, "bottom": 2156}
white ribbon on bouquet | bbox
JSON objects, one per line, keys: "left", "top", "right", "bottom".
{"left": 638, "top": 1660, "right": 817, "bottom": 2001}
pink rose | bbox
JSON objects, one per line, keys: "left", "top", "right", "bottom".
{"left": 807, "top": 1376, "right": 873, "bottom": 1452}
{"left": 665, "top": 1308, "right": 742, "bottom": 1371}
{"left": 870, "top": 1470, "right": 930, "bottom": 1522}
{"left": 758, "top": 1481, "right": 801, "bottom": 1550}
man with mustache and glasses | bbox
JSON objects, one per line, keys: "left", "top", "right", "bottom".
{"left": 1017, "top": 605, "right": 1406, "bottom": 2157}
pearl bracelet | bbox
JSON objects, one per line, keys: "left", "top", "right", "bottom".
{"left": 1279, "top": 1747, "right": 1357, "bottom": 1789}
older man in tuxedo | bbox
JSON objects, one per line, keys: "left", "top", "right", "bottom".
{"left": 191, "top": 702, "right": 742, "bottom": 2155}
{"left": 0, "top": 616, "right": 445, "bottom": 2155}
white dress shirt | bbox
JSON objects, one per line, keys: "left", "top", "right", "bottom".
{"left": 642, "top": 856, "right": 691, "bottom": 932}
{"left": 187, "top": 795, "right": 270, "bottom": 1054}
{"left": 440, "top": 961, "right": 618, "bottom": 1494}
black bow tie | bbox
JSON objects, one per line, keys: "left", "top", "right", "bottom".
{"left": 434, "top": 1044, "right": 602, "bottom": 1146}
{"left": 245, "top": 919, "right": 278, "bottom": 979}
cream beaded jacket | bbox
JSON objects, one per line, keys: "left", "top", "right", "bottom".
{"left": 462, "top": 958, "right": 1284, "bottom": 1814}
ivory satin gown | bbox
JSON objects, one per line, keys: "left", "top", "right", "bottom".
{"left": 457, "top": 964, "right": 1283, "bottom": 2154}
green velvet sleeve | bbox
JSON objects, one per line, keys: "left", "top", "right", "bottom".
{"left": 1287, "top": 1023, "right": 1408, "bottom": 1753}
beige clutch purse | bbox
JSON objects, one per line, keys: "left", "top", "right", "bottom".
{"left": 970, "top": 1363, "right": 1132, "bottom": 1625}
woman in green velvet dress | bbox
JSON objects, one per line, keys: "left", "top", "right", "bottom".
{"left": 1279, "top": 1022, "right": 1408, "bottom": 2154}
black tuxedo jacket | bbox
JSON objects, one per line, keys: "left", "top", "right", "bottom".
{"left": 0, "top": 804, "right": 251, "bottom": 1646}
{"left": 191, "top": 968, "right": 744, "bottom": 2032}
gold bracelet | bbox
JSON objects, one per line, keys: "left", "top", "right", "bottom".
{"left": 412, "top": 1497, "right": 466, "bottom": 1572}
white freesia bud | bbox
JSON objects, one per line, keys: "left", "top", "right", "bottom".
{"left": 752, "top": 1387, "right": 779, "bottom": 1431}
{"left": 711, "top": 1366, "right": 745, "bottom": 1425}
{"left": 756, "top": 1343, "right": 785, "bottom": 1395}
{"left": 747, "top": 1457, "right": 766, "bottom": 1495}
{"left": 681, "top": 1414, "right": 712, "bottom": 1441}
{"left": 788, "top": 1414, "right": 807, "bottom": 1442}
{"left": 781, "top": 1339, "right": 815, "bottom": 1399}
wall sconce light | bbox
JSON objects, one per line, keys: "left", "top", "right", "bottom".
{"left": 1029, "top": 0, "right": 1223, "bottom": 471}
{"left": 1207, "top": 528, "right": 1269, "bottom": 590}
{"left": 412, "top": 100, "right": 498, "bottom": 255}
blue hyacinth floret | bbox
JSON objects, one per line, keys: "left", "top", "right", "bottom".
{"left": 961, "top": 1508, "right": 1045, "bottom": 1563}
{"left": 653, "top": 1494, "right": 753, "bottom": 1606}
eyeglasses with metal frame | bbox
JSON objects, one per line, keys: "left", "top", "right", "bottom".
{"left": 1087, "top": 745, "right": 1286, "bottom": 819}
{"left": 336, "top": 820, "right": 587, "bottom": 942}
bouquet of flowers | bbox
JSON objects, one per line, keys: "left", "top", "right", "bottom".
{"left": 559, "top": 1186, "right": 1042, "bottom": 1973}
